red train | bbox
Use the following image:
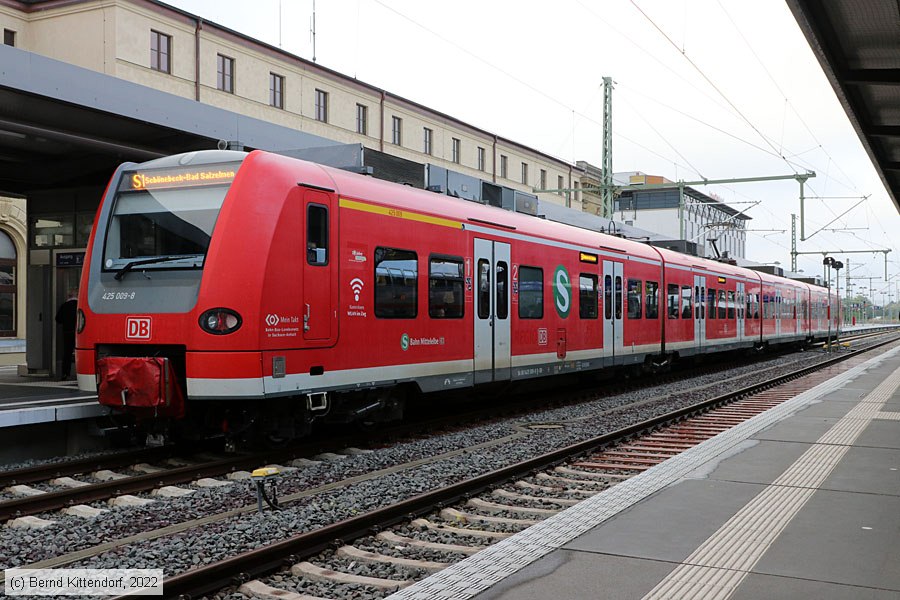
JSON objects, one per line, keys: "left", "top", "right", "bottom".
{"left": 76, "top": 150, "right": 839, "bottom": 444}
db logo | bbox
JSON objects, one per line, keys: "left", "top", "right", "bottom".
{"left": 265, "top": 314, "right": 279, "bottom": 327}
{"left": 126, "top": 316, "right": 151, "bottom": 340}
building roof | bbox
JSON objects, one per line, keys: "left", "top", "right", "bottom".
{"left": 787, "top": 0, "right": 900, "bottom": 214}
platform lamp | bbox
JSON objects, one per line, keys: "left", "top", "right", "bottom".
{"left": 823, "top": 257, "right": 834, "bottom": 351}
{"left": 832, "top": 260, "right": 843, "bottom": 340}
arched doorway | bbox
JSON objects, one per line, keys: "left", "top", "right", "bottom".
{"left": 0, "top": 230, "right": 17, "bottom": 337}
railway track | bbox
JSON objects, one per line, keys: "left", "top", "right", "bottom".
{"left": 0, "top": 331, "right": 894, "bottom": 597}
{"left": 3, "top": 335, "right": 866, "bottom": 524}
{"left": 146, "top": 333, "right": 900, "bottom": 600}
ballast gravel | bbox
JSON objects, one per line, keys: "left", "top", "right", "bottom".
{"left": 0, "top": 343, "right": 876, "bottom": 595}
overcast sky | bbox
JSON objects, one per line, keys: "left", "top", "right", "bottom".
{"left": 168, "top": 0, "right": 900, "bottom": 301}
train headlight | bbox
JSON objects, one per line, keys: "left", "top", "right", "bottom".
{"left": 76, "top": 309, "right": 86, "bottom": 333}
{"left": 199, "top": 308, "right": 242, "bottom": 335}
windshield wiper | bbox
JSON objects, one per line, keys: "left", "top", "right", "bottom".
{"left": 113, "top": 255, "right": 202, "bottom": 280}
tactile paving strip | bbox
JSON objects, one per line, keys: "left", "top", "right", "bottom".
{"left": 387, "top": 345, "right": 900, "bottom": 600}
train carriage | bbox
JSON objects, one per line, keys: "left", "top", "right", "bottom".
{"left": 76, "top": 149, "right": 839, "bottom": 444}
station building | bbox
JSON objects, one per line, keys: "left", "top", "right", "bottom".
{"left": 0, "top": 0, "right": 741, "bottom": 375}
{"left": 612, "top": 172, "right": 750, "bottom": 261}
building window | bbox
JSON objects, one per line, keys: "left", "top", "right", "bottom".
{"left": 451, "top": 138, "right": 460, "bottom": 164}
{"left": 216, "top": 54, "right": 234, "bottom": 93}
{"left": 540, "top": 169, "right": 547, "bottom": 190}
{"left": 4, "top": 29, "right": 16, "bottom": 47}
{"left": 356, "top": 104, "right": 368, "bottom": 135}
{"left": 500, "top": 155, "right": 508, "bottom": 179}
{"left": 521, "top": 163, "right": 528, "bottom": 185}
{"left": 477, "top": 147, "right": 485, "bottom": 171}
{"left": 423, "top": 127, "right": 433, "bottom": 155}
{"left": 0, "top": 231, "right": 16, "bottom": 336}
{"left": 315, "top": 89, "right": 328, "bottom": 122}
{"left": 150, "top": 30, "right": 171, "bottom": 74}
{"left": 557, "top": 175, "right": 564, "bottom": 196}
{"left": 269, "top": 73, "right": 284, "bottom": 109}
{"left": 392, "top": 116, "right": 402, "bottom": 145}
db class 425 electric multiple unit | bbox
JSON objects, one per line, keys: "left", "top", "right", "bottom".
{"left": 76, "top": 150, "right": 839, "bottom": 445}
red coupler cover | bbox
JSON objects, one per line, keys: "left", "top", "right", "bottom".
{"left": 97, "top": 357, "right": 185, "bottom": 419}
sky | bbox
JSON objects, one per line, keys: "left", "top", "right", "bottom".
{"left": 168, "top": 0, "right": 900, "bottom": 304}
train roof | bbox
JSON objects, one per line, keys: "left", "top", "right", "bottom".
{"left": 251, "top": 151, "right": 831, "bottom": 294}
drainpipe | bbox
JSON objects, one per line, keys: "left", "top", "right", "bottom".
{"left": 194, "top": 18, "right": 203, "bottom": 101}
{"left": 380, "top": 91, "right": 385, "bottom": 152}
{"left": 492, "top": 135, "right": 497, "bottom": 183}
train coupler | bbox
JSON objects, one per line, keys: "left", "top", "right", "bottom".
{"left": 306, "top": 391, "right": 329, "bottom": 413}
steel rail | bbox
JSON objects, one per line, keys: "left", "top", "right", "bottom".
{"left": 153, "top": 334, "right": 900, "bottom": 600}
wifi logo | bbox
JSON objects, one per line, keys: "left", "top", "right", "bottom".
{"left": 350, "top": 278, "right": 364, "bottom": 302}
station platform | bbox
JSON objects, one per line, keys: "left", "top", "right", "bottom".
{"left": 392, "top": 341, "right": 900, "bottom": 600}
{"left": 0, "top": 365, "right": 104, "bottom": 429}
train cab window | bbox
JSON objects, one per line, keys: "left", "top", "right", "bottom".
{"left": 477, "top": 260, "right": 490, "bottom": 319}
{"left": 718, "top": 290, "right": 727, "bottom": 319}
{"left": 604, "top": 275, "right": 612, "bottom": 320}
{"left": 626, "top": 279, "right": 642, "bottom": 319}
{"left": 429, "top": 256, "right": 464, "bottom": 319}
{"left": 707, "top": 288, "right": 716, "bottom": 320}
{"left": 518, "top": 266, "right": 543, "bottom": 319}
{"left": 681, "top": 285, "right": 692, "bottom": 319}
{"left": 579, "top": 274, "right": 598, "bottom": 319}
{"left": 645, "top": 281, "right": 659, "bottom": 319}
{"left": 667, "top": 284, "right": 679, "bottom": 319}
{"left": 306, "top": 204, "right": 328, "bottom": 265}
{"left": 496, "top": 261, "right": 508, "bottom": 320}
{"left": 374, "top": 247, "right": 417, "bottom": 318}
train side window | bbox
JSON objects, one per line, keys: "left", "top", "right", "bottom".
{"left": 681, "top": 285, "right": 692, "bottom": 319}
{"left": 737, "top": 291, "right": 744, "bottom": 319}
{"left": 374, "top": 247, "right": 417, "bottom": 318}
{"left": 579, "top": 274, "right": 598, "bottom": 319}
{"left": 718, "top": 289, "right": 727, "bottom": 319}
{"left": 604, "top": 275, "right": 612, "bottom": 320}
{"left": 645, "top": 281, "right": 659, "bottom": 319}
{"left": 428, "top": 256, "right": 464, "bottom": 319}
{"left": 477, "top": 259, "right": 490, "bottom": 319}
{"left": 667, "top": 284, "right": 679, "bottom": 319}
{"left": 626, "top": 278, "right": 642, "bottom": 319}
{"left": 496, "top": 261, "right": 508, "bottom": 320}
{"left": 306, "top": 204, "right": 328, "bottom": 265}
{"left": 518, "top": 266, "right": 543, "bottom": 319}
{"left": 707, "top": 288, "right": 716, "bottom": 320}
{"left": 695, "top": 286, "right": 700, "bottom": 319}
{"left": 615, "top": 276, "right": 622, "bottom": 319}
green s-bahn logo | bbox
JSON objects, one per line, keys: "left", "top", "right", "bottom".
{"left": 554, "top": 265, "right": 571, "bottom": 319}
{"left": 401, "top": 333, "right": 409, "bottom": 351}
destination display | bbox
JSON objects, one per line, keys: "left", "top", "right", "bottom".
{"left": 119, "top": 163, "right": 240, "bottom": 192}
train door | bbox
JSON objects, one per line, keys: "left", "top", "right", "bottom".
{"left": 473, "top": 239, "right": 511, "bottom": 384}
{"left": 602, "top": 260, "right": 624, "bottom": 362}
{"left": 736, "top": 281, "right": 745, "bottom": 341}
{"left": 775, "top": 288, "right": 782, "bottom": 338}
{"left": 302, "top": 188, "right": 338, "bottom": 346}
{"left": 693, "top": 274, "right": 706, "bottom": 351}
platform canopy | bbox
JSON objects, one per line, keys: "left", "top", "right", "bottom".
{"left": 788, "top": 0, "right": 900, "bottom": 215}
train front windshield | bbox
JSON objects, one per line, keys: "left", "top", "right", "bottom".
{"left": 103, "top": 163, "right": 241, "bottom": 274}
